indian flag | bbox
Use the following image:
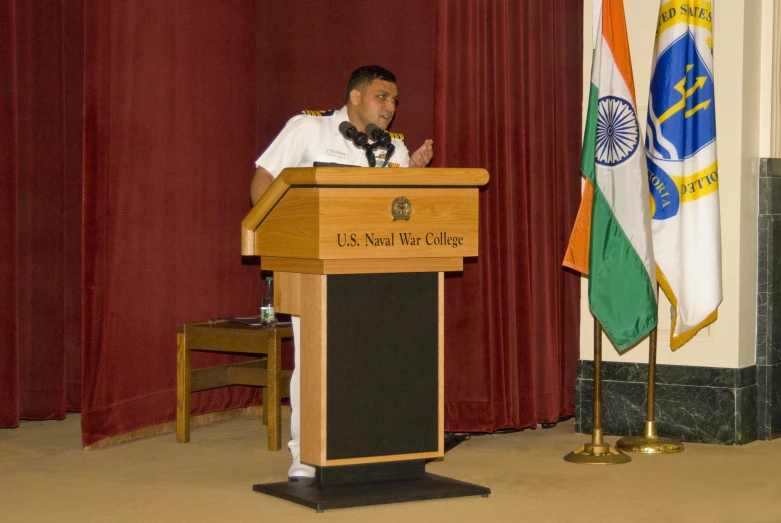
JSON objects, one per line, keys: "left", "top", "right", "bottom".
{"left": 645, "top": 0, "right": 721, "bottom": 349}
{"left": 563, "top": 0, "right": 657, "bottom": 352}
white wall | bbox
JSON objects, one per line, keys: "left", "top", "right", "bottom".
{"left": 578, "top": 0, "right": 774, "bottom": 368}
{"left": 759, "top": 0, "right": 776, "bottom": 158}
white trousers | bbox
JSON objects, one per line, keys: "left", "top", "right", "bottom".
{"left": 289, "top": 315, "right": 301, "bottom": 451}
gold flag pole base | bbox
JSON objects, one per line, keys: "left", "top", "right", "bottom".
{"left": 564, "top": 429, "right": 631, "bottom": 464}
{"left": 615, "top": 421, "right": 684, "bottom": 454}
{"left": 565, "top": 319, "right": 631, "bottom": 465}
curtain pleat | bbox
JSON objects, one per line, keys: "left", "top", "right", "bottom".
{"left": 0, "top": 0, "right": 77, "bottom": 425}
{"left": 63, "top": 0, "right": 85, "bottom": 412}
{"left": 0, "top": 0, "right": 21, "bottom": 427}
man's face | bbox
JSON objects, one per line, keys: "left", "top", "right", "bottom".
{"left": 349, "top": 79, "right": 398, "bottom": 131}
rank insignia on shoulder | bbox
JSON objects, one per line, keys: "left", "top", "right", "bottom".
{"left": 387, "top": 131, "right": 405, "bottom": 140}
{"left": 302, "top": 109, "right": 336, "bottom": 116}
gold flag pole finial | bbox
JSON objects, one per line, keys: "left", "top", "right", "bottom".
{"left": 564, "top": 318, "right": 631, "bottom": 464}
{"left": 616, "top": 324, "right": 684, "bottom": 454}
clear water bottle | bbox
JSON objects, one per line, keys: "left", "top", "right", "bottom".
{"left": 260, "top": 276, "right": 276, "bottom": 325}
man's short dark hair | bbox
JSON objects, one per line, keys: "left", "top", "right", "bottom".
{"left": 345, "top": 65, "right": 397, "bottom": 103}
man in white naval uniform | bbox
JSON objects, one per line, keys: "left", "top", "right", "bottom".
{"left": 250, "top": 65, "right": 434, "bottom": 481}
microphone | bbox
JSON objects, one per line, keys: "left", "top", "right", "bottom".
{"left": 365, "top": 123, "right": 392, "bottom": 147}
{"left": 338, "top": 121, "right": 369, "bottom": 147}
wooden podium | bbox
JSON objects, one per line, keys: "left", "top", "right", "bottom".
{"left": 242, "top": 167, "right": 490, "bottom": 511}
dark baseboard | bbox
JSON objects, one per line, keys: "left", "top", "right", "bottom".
{"left": 575, "top": 360, "right": 765, "bottom": 444}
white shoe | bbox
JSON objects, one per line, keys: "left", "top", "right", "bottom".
{"left": 287, "top": 442, "right": 316, "bottom": 481}
{"left": 288, "top": 460, "right": 316, "bottom": 481}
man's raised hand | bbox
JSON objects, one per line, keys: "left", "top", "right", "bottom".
{"left": 410, "top": 139, "right": 434, "bottom": 167}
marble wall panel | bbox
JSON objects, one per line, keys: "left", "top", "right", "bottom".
{"left": 756, "top": 158, "right": 781, "bottom": 440}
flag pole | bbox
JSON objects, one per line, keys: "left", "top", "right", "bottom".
{"left": 616, "top": 301, "right": 684, "bottom": 454}
{"left": 564, "top": 317, "right": 631, "bottom": 464}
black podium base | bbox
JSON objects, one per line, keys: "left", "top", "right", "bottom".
{"left": 252, "top": 460, "right": 490, "bottom": 513}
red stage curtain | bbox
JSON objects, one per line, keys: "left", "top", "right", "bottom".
{"left": 434, "top": 0, "right": 583, "bottom": 431}
{"left": 1, "top": 0, "right": 582, "bottom": 442}
{"left": 81, "top": 1, "right": 263, "bottom": 446}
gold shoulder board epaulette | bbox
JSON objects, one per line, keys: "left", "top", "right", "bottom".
{"left": 388, "top": 131, "right": 405, "bottom": 140}
{"left": 301, "top": 109, "right": 336, "bottom": 116}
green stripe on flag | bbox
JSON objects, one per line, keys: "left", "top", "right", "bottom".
{"left": 588, "top": 188, "right": 658, "bottom": 351}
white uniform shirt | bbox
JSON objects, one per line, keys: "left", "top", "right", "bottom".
{"left": 255, "top": 106, "right": 410, "bottom": 177}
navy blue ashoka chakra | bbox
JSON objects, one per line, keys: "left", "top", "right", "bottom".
{"left": 595, "top": 95, "right": 639, "bottom": 166}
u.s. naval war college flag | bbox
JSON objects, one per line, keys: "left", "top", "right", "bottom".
{"left": 646, "top": 1, "right": 722, "bottom": 350}
{"left": 563, "top": 0, "right": 657, "bottom": 352}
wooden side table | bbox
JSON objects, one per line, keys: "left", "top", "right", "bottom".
{"left": 176, "top": 320, "right": 293, "bottom": 450}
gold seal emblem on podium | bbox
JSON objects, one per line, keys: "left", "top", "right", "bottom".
{"left": 391, "top": 196, "right": 411, "bottom": 221}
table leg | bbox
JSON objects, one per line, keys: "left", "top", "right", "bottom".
{"left": 267, "top": 335, "right": 281, "bottom": 451}
{"left": 176, "top": 328, "right": 191, "bottom": 443}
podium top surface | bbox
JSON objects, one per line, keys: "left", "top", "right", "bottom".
{"left": 279, "top": 166, "right": 488, "bottom": 187}
{"left": 241, "top": 167, "right": 489, "bottom": 238}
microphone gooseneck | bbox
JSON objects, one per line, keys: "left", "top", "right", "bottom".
{"left": 382, "top": 143, "right": 395, "bottom": 167}
{"left": 365, "top": 123, "right": 397, "bottom": 167}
